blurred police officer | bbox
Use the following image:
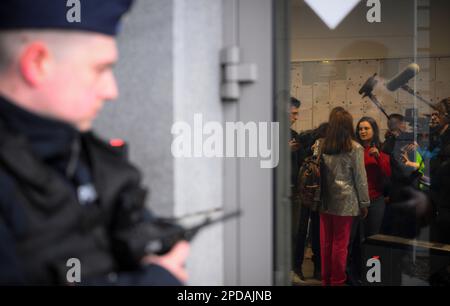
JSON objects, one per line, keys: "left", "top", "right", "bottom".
{"left": 0, "top": 0, "right": 189, "bottom": 285}
{"left": 429, "top": 98, "right": 450, "bottom": 244}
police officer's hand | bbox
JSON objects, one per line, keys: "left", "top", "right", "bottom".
{"left": 141, "top": 240, "right": 190, "bottom": 283}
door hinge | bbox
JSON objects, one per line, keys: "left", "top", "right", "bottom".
{"left": 220, "top": 46, "right": 258, "bottom": 101}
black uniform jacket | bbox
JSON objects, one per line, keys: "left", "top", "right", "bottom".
{"left": 0, "top": 96, "right": 179, "bottom": 285}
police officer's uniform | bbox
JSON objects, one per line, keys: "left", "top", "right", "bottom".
{"left": 0, "top": 0, "right": 181, "bottom": 285}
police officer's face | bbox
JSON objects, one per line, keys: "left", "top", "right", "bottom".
{"left": 42, "top": 34, "right": 119, "bottom": 131}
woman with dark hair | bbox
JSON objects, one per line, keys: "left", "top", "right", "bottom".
{"left": 355, "top": 116, "right": 391, "bottom": 237}
{"left": 314, "top": 107, "right": 370, "bottom": 286}
{"left": 345, "top": 117, "right": 392, "bottom": 285}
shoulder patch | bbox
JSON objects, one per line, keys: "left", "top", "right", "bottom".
{"left": 109, "top": 138, "right": 126, "bottom": 148}
{"left": 83, "top": 133, "right": 128, "bottom": 158}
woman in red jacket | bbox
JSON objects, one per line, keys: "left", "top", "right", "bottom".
{"left": 356, "top": 116, "right": 391, "bottom": 237}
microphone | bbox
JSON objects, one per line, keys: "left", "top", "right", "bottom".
{"left": 359, "top": 74, "right": 389, "bottom": 119}
{"left": 386, "top": 63, "right": 420, "bottom": 91}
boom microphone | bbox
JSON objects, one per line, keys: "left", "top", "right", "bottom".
{"left": 359, "top": 74, "right": 389, "bottom": 119}
{"left": 386, "top": 63, "right": 420, "bottom": 91}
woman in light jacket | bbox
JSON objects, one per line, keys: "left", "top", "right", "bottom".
{"left": 315, "top": 107, "right": 370, "bottom": 286}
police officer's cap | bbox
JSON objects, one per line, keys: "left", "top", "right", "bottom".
{"left": 0, "top": 0, "right": 134, "bottom": 36}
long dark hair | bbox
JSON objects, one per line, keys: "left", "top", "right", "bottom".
{"left": 323, "top": 107, "right": 354, "bottom": 155}
{"left": 355, "top": 116, "right": 381, "bottom": 149}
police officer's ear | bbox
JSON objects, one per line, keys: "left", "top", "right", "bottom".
{"left": 19, "top": 42, "right": 53, "bottom": 87}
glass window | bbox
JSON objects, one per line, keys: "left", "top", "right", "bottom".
{"left": 286, "top": 0, "right": 450, "bottom": 286}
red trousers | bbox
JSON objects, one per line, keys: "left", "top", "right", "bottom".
{"left": 320, "top": 213, "right": 354, "bottom": 286}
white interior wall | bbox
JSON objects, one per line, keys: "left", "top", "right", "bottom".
{"left": 291, "top": 57, "right": 450, "bottom": 136}
{"left": 291, "top": 0, "right": 450, "bottom": 61}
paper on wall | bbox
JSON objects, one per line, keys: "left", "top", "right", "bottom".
{"left": 398, "top": 88, "right": 414, "bottom": 105}
{"left": 360, "top": 60, "right": 380, "bottom": 82}
{"left": 330, "top": 80, "right": 347, "bottom": 108}
{"left": 435, "top": 81, "right": 450, "bottom": 102}
{"left": 313, "top": 82, "right": 330, "bottom": 108}
{"left": 346, "top": 60, "right": 379, "bottom": 84}
{"left": 299, "top": 120, "right": 313, "bottom": 132}
{"left": 312, "top": 106, "right": 330, "bottom": 128}
{"left": 384, "top": 103, "right": 401, "bottom": 116}
{"left": 436, "top": 58, "right": 450, "bottom": 82}
{"left": 414, "top": 80, "right": 436, "bottom": 104}
{"left": 347, "top": 103, "right": 364, "bottom": 125}
{"left": 298, "top": 85, "right": 313, "bottom": 109}
{"left": 299, "top": 108, "right": 312, "bottom": 120}
{"left": 363, "top": 108, "right": 383, "bottom": 124}
{"left": 346, "top": 61, "right": 363, "bottom": 82}
{"left": 376, "top": 87, "right": 398, "bottom": 106}
{"left": 346, "top": 81, "right": 364, "bottom": 107}
{"left": 291, "top": 64, "right": 303, "bottom": 99}
{"left": 416, "top": 58, "right": 436, "bottom": 82}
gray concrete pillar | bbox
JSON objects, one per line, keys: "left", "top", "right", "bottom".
{"left": 94, "top": 0, "right": 224, "bottom": 285}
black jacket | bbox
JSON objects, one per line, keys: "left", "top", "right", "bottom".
{"left": 430, "top": 127, "right": 450, "bottom": 243}
{"left": 290, "top": 129, "right": 316, "bottom": 187}
{"left": 0, "top": 96, "right": 179, "bottom": 285}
